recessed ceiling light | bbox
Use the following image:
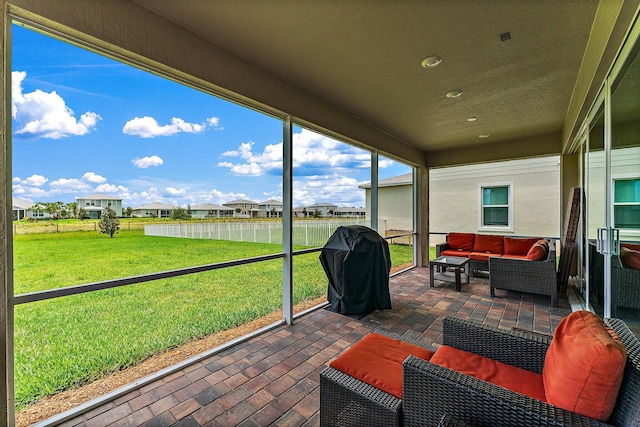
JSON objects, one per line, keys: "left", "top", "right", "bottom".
{"left": 479, "top": 134, "right": 490, "bottom": 138}
{"left": 421, "top": 56, "right": 442, "bottom": 68}
{"left": 446, "top": 90, "right": 463, "bottom": 98}
{"left": 467, "top": 117, "right": 477, "bottom": 122}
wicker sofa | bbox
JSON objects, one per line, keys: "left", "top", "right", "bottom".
{"left": 320, "top": 315, "right": 640, "bottom": 427}
{"left": 436, "top": 233, "right": 558, "bottom": 306}
{"left": 435, "top": 233, "right": 551, "bottom": 276}
{"left": 489, "top": 242, "right": 558, "bottom": 306}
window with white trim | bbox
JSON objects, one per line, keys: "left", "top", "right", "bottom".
{"left": 614, "top": 178, "right": 640, "bottom": 229}
{"left": 479, "top": 183, "right": 513, "bottom": 230}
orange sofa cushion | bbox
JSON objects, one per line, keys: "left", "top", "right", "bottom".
{"left": 543, "top": 310, "right": 627, "bottom": 421}
{"left": 504, "top": 237, "right": 540, "bottom": 256}
{"left": 526, "top": 239, "right": 549, "bottom": 261}
{"left": 431, "top": 345, "right": 546, "bottom": 402}
{"left": 447, "top": 232, "right": 476, "bottom": 251}
{"left": 473, "top": 234, "right": 504, "bottom": 254}
{"left": 620, "top": 246, "right": 640, "bottom": 270}
{"left": 469, "top": 252, "right": 501, "bottom": 262}
{"left": 440, "top": 249, "right": 472, "bottom": 258}
{"left": 329, "top": 333, "right": 434, "bottom": 399}
{"left": 622, "top": 243, "right": 640, "bottom": 252}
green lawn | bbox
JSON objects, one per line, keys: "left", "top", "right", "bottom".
{"left": 13, "top": 230, "right": 413, "bottom": 409}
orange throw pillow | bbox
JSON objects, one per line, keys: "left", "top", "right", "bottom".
{"left": 329, "top": 333, "right": 434, "bottom": 399}
{"left": 620, "top": 246, "right": 640, "bottom": 270}
{"left": 542, "top": 310, "right": 627, "bottom": 421}
{"left": 526, "top": 239, "right": 549, "bottom": 261}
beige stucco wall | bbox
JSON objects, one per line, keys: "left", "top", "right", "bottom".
{"left": 378, "top": 185, "right": 413, "bottom": 232}
{"left": 429, "top": 156, "right": 561, "bottom": 244}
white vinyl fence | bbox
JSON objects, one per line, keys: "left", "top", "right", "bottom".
{"left": 145, "top": 219, "right": 376, "bottom": 247}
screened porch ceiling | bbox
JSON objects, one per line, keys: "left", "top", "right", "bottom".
{"left": 133, "top": 0, "right": 600, "bottom": 157}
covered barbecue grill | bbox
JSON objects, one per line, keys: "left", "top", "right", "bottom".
{"left": 319, "top": 225, "right": 392, "bottom": 316}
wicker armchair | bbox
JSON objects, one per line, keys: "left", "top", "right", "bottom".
{"left": 320, "top": 331, "right": 436, "bottom": 427}
{"left": 611, "top": 254, "right": 640, "bottom": 317}
{"left": 589, "top": 243, "right": 640, "bottom": 316}
{"left": 402, "top": 316, "right": 640, "bottom": 427}
{"left": 489, "top": 241, "right": 558, "bottom": 306}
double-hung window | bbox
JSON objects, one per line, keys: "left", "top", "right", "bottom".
{"left": 614, "top": 178, "right": 640, "bottom": 230}
{"left": 479, "top": 183, "right": 513, "bottom": 230}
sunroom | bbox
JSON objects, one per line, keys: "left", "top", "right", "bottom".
{"left": 1, "top": 1, "right": 640, "bottom": 426}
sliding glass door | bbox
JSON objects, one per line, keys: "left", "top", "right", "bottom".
{"left": 581, "top": 19, "right": 640, "bottom": 327}
{"left": 610, "top": 40, "right": 640, "bottom": 322}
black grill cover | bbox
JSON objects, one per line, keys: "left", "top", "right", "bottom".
{"left": 319, "top": 225, "right": 392, "bottom": 316}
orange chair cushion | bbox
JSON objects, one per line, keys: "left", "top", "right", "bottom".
{"left": 329, "top": 333, "right": 434, "bottom": 399}
{"left": 447, "top": 232, "right": 476, "bottom": 251}
{"left": 431, "top": 345, "right": 546, "bottom": 402}
{"left": 526, "top": 239, "right": 549, "bottom": 261}
{"left": 504, "top": 237, "right": 540, "bottom": 256}
{"left": 543, "top": 310, "right": 627, "bottom": 421}
{"left": 620, "top": 246, "right": 640, "bottom": 270}
{"left": 473, "top": 234, "right": 504, "bottom": 254}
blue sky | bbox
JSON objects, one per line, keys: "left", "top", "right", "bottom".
{"left": 11, "top": 24, "right": 411, "bottom": 209}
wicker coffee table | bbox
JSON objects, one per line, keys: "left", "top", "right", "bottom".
{"left": 429, "top": 256, "right": 469, "bottom": 291}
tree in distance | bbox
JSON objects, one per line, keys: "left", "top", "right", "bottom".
{"left": 99, "top": 205, "right": 120, "bottom": 237}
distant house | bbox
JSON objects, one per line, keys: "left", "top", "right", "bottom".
{"left": 333, "top": 206, "right": 365, "bottom": 218}
{"left": 132, "top": 202, "right": 175, "bottom": 218}
{"left": 12, "top": 197, "right": 32, "bottom": 220}
{"left": 305, "top": 202, "right": 337, "bottom": 217}
{"left": 223, "top": 199, "right": 258, "bottom": 218}
{"left": 292, "top": 202, "right": 344, "bottom": 218}
{"left": 190, "top": 203, "right": 234, "bottom": 219}
{"left": 76, "top": 194, "right": 123, "bottom": 219}
{"left": 256, "top": 199, "right": 282, "bottom": 218}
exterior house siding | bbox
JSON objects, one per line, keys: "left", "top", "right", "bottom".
{"left": 429, "top": 156, "right": 561, "bottom": 244}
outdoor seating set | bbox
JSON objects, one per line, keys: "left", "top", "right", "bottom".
{"left": 435, "top": 232, "right": 558, "bottom": 306}
{"left": 320, "top": 310, "right": 640, "bottom": 426}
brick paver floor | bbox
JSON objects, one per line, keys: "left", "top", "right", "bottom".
{"left": 58, "top": 267, "right": 571, "bottom": 426}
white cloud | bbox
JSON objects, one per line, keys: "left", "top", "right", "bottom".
{"left": 218, "top": 141, "right": 281, "bottom": 176}
{"left": 218, "top": 129, "right": 376, "bottom": 178}
{"left": 122, "top": 116, "right": 206, "bottom": 138}
{"left": 48, "top": 178, "right": 93, "bottom": 194}
{"left": 228, "top": 162, "right": 262, "bottom": 177}
{"left": 82, "top": 172, "right": 107, "bottom": 183}
{"left": 379, "top": 158, "right": 395, "bottom": 168}
{"left": 207, "top": 116, "right": 223, "bottom": 129}
{"left": 165, "top": 187, "right": 186, "bottom": 196}
{"left": 293, "top": 175, "right": 365, "bottom": 208}
{"left": 132, "top": 155, "right": 163, "bottom": 169}
{"left": 95, "top": 183, "right": 129, "bottom": 194}
{"left": 25, "top": 174, "right": 48, "bottom": 187}
{"left": 12, "top": 71, "right": 101, "bottom": 139}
